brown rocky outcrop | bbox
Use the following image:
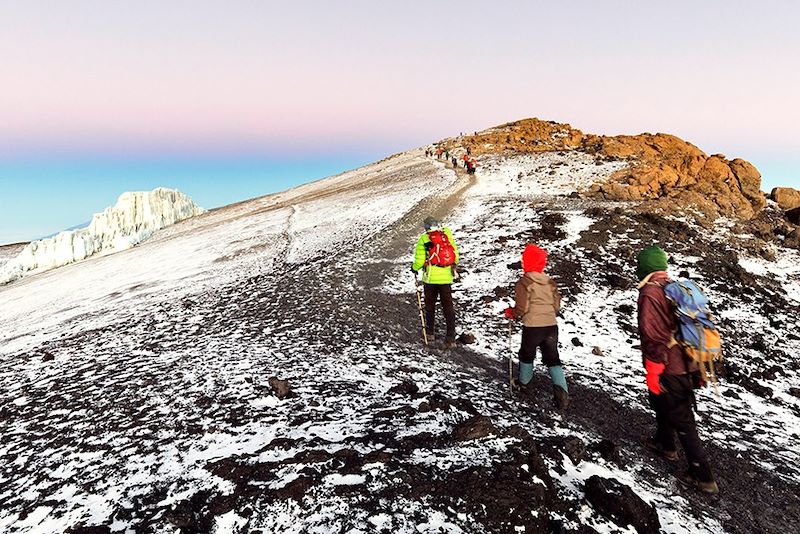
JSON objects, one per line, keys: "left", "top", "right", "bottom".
{"left": 441, "top": 118, "right": 766, "bottom": 219}
{"left": 771, "top": 187, "right": 800, "bottom": 211}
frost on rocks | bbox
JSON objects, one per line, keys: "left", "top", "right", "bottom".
{"left": 0, "top": 187, "right": 205, "bottom": 285}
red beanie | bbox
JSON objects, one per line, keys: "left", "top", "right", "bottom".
{"left": 522, "top": 244, "right": 547, "bottom": 273}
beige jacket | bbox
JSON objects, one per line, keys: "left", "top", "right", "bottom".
{"left": 512, "top": 272, "right": 561, "bottom": 327}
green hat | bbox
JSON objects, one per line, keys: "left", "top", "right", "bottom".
{"left": 636, "top": 245, "right": 668, "bottom": 280}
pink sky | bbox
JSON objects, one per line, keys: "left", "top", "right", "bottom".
{"left": 1, "top": 1, "right": 798, "bottom": 187}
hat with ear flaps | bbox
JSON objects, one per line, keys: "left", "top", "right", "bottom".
{"left": 522, "top": 244, "right": 547, "bottom": 273}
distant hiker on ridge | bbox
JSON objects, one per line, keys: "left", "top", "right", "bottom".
{"left": 504, "top": 244, "right": 569, "bottom": 410}
{"left": 636, "top": 245, "right": 718, "bottom": 494}
{"left": 412, "top": 216, "right": 460, "bottom": 349}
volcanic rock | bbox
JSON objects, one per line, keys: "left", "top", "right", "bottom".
{"left": 443, "top": 118, "right": 765, "bottom": 219}
{"left": 68, "top": 527, "right": 111, "bottom": 534}
{"left": 584, "top": 475, "right": 660, "bottom": 534}
{"left": 452, "top": 415, "right": 497, "bottom": 441}
{"left": 458, "top": 333, "right": 476, "bottom": 345}
{"left": 543, "top": 435, "right": 586, "bottom": 466}
{"left": 388, "top": 380, "right": 419, "bottom": 396}
{"left": 591, "top": 439, "right": 621, "bottom": 463}
{"left": 268, "top": 377, "right": 292, "bottom": 399}
{"left": 786, "top": 207, "right": 800, "bottom": 226}
{"left": 771, "top": 187, "right": 800, "bottom": 211}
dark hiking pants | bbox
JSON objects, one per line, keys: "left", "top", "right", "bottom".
{"left": 423, "top": 283, "right": 455, "bottom": 341}
{"left": 519, "top": 325, "right": 560, "bottom": 366}
{"left": 648, "top": 373, "right": 713, "bottom": 482}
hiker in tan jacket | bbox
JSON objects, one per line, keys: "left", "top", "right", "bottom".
{"left": 504, "top": 244, "right": 569, "bottom": 410}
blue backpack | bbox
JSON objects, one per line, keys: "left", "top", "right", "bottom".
{"left": 663, "top": 280, "right": 723, "bottom": 391}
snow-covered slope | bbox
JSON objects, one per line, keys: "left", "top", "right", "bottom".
{"left": 0, "top": 188, "right": 205, "bottom": 285}
{"left": 0, "top": 148, "right": 798, "bottom": 533}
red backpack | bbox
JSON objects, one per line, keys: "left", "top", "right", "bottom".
{"left": 426, "top": 230, "right": 456, "bottom": 267}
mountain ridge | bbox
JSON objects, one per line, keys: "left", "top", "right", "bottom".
{"left": 442, "top": 118, "right": 765, "bottom": 219}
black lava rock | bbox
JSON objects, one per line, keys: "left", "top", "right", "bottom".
{"left": 493, "top": 286, "right": 511, "bottom": 299}
{"left": 542, "top": 435, "right": 586, "bottom": 466}
{"left": 388, "top": 380, "right": 419, "bottom": 396}
{"left": 458, "top": 333, "right": 476, "bottom": 345}
{"left": 268, "top": 377, "right": 292, "bottom": 399}
{"left": 605, "top": 272, "right": 632, "bottom": 290}
{"left": 786, "top": 207, "right": 800, "bottom": 225}
{"left": 584, "top": 475, "right": 660, "bottom": 534}
{"left": 592, "top": 439, "right": 620, "bottom": 463}
{"left": 452, "top": 415, "right": 497, "bottom": 441}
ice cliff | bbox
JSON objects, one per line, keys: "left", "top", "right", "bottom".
{"left": 0, "top": 188, "right": 205, "bottom": 285}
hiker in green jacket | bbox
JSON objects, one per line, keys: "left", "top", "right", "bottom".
{"left": 411, "top": 216, "right": 460, "bottom": 348}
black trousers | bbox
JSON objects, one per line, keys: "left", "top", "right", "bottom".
{"left": 519, "top": 325, "right": 560, "bottom": 366}
{"left": 423, "top": 283, "right": 455, "bottom": 341}
{"left": 648, "top": 374, "right": 713, "bottom": 482}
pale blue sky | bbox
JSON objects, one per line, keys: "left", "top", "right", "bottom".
{"left": 1, "top": 1, "right": 798, "bottom": 243}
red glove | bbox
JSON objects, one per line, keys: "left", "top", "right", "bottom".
{"left": 504, "top": 307, "right": 515, "bottom": 320}
{"left": 644, "top": 360, "right": 665, "bottom": 395}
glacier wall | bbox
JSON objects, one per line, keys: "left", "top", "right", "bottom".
{"left": 0, "top": 188, "right": 205, "bottom": 285}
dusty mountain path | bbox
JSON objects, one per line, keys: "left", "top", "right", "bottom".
{"left": 361, "top": 155, "right": 476, "bottom": 289}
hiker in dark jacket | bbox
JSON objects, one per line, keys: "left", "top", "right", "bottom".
{"left": 411, "top": 216, "right": 460, "bottom": 348}
{"left": 636, "top": 245, "right": 718, "bottom": 494}
{"left": 504, "top": 244, "right": 569, "bottom": 410}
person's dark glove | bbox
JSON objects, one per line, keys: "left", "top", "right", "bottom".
{"left": 411, "top": 266, "right": 418, "bottom": 275}
{"left": 504, "top": 307, "right": 515, "bottom": 320}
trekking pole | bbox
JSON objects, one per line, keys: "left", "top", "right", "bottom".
{"left": 414, "top": 272, "right": 428, "bottom": 346}
{"left": 507, "top": 319, "right": 514, "bottom": 397}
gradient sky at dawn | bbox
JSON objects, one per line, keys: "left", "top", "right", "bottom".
{"left": 1, "top": 1, "right": 798, "bottom": 244}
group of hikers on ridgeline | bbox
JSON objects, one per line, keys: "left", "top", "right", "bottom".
{"left": 425, "top": 146, "right": 477, "bottom": 174}
{"left": 410, "top": 216, "right": 721, "bottom": 494}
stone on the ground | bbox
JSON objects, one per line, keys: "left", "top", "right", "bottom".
{"left": 388, "top": 380, "right": 419, "bottom": 396}
{"left": 584, "top": 475, "right": 660, "bottom": 534}
{"left": 268, "top": 376, "right": 292, "bottom": 399}
{"left": 458, "top": 333, "right": 476, "bottom": 344}
{"left": 452, "top": 415, "right": 497, "bottom": 441}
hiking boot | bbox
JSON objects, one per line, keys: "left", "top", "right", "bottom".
{"left": 553, "top": 386, "right": 570, "bottom": 411}
{"left": 677, "top": 471, "right": 719, "bottom": 494}
{"left": 511, "top": 378, "right": 531, "bottom": 394}
{"left": 641, "top": 436, "right": 679, "bottom": 461}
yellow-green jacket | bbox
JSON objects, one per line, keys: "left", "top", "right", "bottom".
{"left": 412, "top": 227, "right": 460, "bottom": 284}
